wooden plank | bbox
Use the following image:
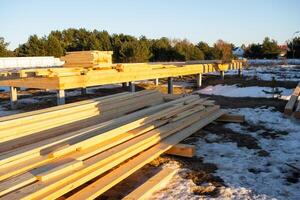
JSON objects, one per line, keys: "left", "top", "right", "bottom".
{"left": 36, "top": 160, "right": 83, "bottom": 181}
{"left": 1, "top": 105, "right": 222, "bottom": 200}
{"left": 64, "top": 109, "right": 226, "bottom": 200}
{"left": 284, "top": 95, "right": 299, "bottom": 115}
{"left": 217, "top": 114, "right": 245, "bottom": 123}
{"left": 165, "top": 143, "right": 195, "bottom": 157}
{"left": 0, "top": 172, "right": 36, "bottom": 197}
{"left": 122, "top": 167, "right": 177, "bottom": 200}
{"left": 48, "top": 99, "right": 205, "bottom": 158}
{"left": 0, "top": 96, "right": 197, "bottom": 181}
{"left": 284, "top": 82, "right": 300, "bottom": 115}
{"left": 294, "top": 100, "right": 300, "bottom": 119}
{"left": 0, "top": 95, "right": 195, "bottom": 165}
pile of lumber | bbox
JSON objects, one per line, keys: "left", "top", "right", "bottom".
{"left": 61, "top": 51, "right": 113, "bottom": 68}
{"left": 284, "top": 82, "right": 300, "bottom": 118}
{"left": 0, "top": 90, "right": 164, "bottom": 152}
{"left": 0, "top": 93, "right": 229, "bottom": 199}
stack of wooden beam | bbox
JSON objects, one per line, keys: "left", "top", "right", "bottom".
{"left": 61, "top": 51, "right": 113, "bottom": 68}
{"left": 0, "top": 90, "right": 164, "bottom": 152}
{"left": 0, "top": 93, "right": 227, "bottom": 199}
{"left": 284, "top": 82, "right": 300, "bottom": 118}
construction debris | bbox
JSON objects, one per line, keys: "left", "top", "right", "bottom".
{"left": 0, "top": 90, "right": 230, "bottom": 199}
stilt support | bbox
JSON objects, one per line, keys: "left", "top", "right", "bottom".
{"left": 81, "top": 87, "right": 87, "bottom": 95}
{"left": 196, "top": 73, "right": 202, "bottom": 88}
{"left": 154, "top": 78, "right": 159, "bottom": 86}
{"left": 57, "top": 89, "right": 65, "bottom": 105}
{"left": 167, "top": 77, "right": 173, "bottom": 94}
{"left": 238, "top": 69, "right": 243, "bottom": 76}
{"left": 10, "top": 86, "right": 17, "bottom": 110}
{"left": 220, "top": 71, "right": 225, "bottom": 80}
{"left": 129, "top": 82, "right": 135, "bottom": 92}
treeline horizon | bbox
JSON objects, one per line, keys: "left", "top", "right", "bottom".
{"left": 0, "top": 28, "right": 299, "bottom": 62}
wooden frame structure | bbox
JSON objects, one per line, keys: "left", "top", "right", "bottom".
{"left": 0, "top": 60, "right": 244, "bottom": 108}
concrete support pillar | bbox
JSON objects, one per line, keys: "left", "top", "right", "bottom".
{"left": 81, "top": 87, "right": 87, "bottom": 96}
{"left": 10, "top": 86, "right": 17, "bottom": 110}
{"left": 167, "top": 77, "right": 173, "bottom": 94}
{"left": 154, "top": 78, "right": 159, "bottom": 86}
{"left": 238, "top": 69, "right": 243, "bottom": 76}
{"left": 129, "top": 82, "right": 135, "bottom": 92}
{"left": 196, "top": 73, "right": 202, "bottom": 88}
{"left": 220, "top": 71, "right": 225, "bottom": 80}
{"left": 57, "top": 89, "right": 65, "bottom": 105}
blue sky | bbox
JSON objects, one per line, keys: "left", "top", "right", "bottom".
{"left": 1, "top": 0, "right": 300, "bottom": 49}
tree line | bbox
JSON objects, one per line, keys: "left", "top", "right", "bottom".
{"left": 0, "top": 28, "right": 234, "bottom": 62}
{"left": 0, "top": 28, "right": 299, "bottom": 61}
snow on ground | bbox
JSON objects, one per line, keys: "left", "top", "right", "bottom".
{"left": 0, "top": 105, "right": 19, "bottom": 117}
{"left": 247, "top": 59, "right": 300, "bottom": 66}
{"left": 197, "top": 84, "right": 293, "bottom": 100}
{"left": 241, "top": 65, "right": 300, "bottom": 82}
{"left": 152, "top": 107, "right": 300, "bottom": 200}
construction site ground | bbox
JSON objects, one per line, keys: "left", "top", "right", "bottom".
{"left": 0, "top": 64, "right": 299, "bottom": 199}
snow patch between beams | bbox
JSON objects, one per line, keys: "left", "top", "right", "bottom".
{"left": 197, "top": 84, "right": 293, "bottom": 100}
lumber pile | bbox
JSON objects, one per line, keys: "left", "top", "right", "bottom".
{"left": 0, "top": 93, "right": 227, "bottom": 199}
{"left": 0, "top": 90, "right": 164, "bottom": 152}
{"left": 61, "top": 51, "right": 113, "bottom": 68}
{"left": 284, "top": 82, "right": 300, "bottom": 118}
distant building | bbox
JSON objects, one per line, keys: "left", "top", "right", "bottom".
{"left": 278, "top": 44, "right": 288, "bottom": 58}
{"left": 232, "top": 47, "right": 245, "bottom": 58}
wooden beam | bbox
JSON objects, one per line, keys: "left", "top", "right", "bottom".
{"left": 217, "top": 114, "right": 245, "bottom": 123}
{"left": 196, "top": 73, "right": 202, "bottom": 88}
{"left": 165, "top": 143, "right": 195, "bottom": 157}
{"left": 294, "top": 101, "right": 300, "bottom": 119}
{"left": 122, "top": 167, "right": 177, "bottom": 200}
{"left": 284, "top": 82, "right": 300, "bottom": 115}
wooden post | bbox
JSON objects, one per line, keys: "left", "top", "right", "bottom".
{"left": 9, "top": 86, "right": 17, "bottom": 110}
{"left": 196, "top": 73, "right": 202, "bottom": 88}
{"left": 167, "top": 77, "right": 173, "bottom": 94}
{"left": 81, "top": 88, "right": 87, "bottom": 96}
{"left": 129, "top": 82, "right": 135, "bottom": 92}
{"left": 154, "top": 78, "right": 159, "bottom": 86}
{"left": 57, "top": 90, "right": 65, "bottom": 105}
{"left": 220, "top": 71, "right": 225, "bottom": 80}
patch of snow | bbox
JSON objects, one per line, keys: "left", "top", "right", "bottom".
{"left": 198, "top": 108, "right": 300, "bottom": 200}
{"left": 197, "top": 84, "right": 293, "bottom": 100}
{"left": 242, "top": 65, "right": 300, "bottom": 82}
{"left": 0, "top": 105, "right": 19, "bottom": 117}
{"left": 248, "top": 59, "right": 300, "bottom": 66}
